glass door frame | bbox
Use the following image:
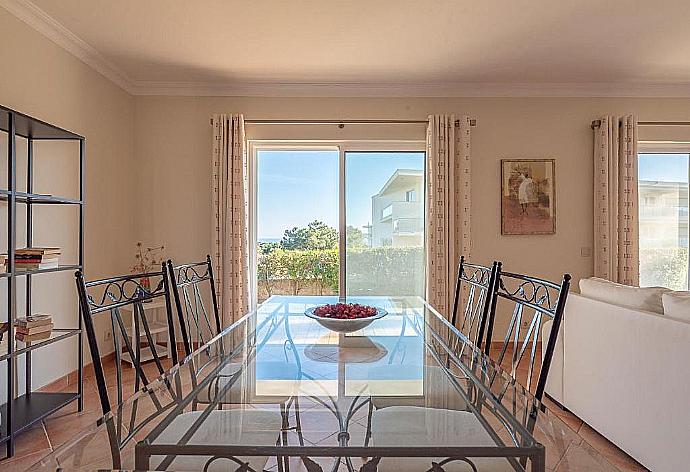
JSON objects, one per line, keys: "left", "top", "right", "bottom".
{"left": 248, "top": 140, "right": 426, "bottom": 308}
{"left": 638, "top": 141, "right": 690, "bottom": 290}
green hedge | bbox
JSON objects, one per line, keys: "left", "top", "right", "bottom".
{"left": 346, "top": 247, "right": 424, "bottom": 295}
{"left": 258, "top": 246, "right": 424, "bottom": 296}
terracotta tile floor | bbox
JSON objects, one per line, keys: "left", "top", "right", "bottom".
{"left": 1, "top": 357, "right": 650, "bottom": 472}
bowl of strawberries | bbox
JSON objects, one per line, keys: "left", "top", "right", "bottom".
{"left": 304, "top": 302, "right": 387, "bottom": 333}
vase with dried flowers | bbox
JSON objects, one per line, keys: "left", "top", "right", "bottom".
{"left": 132, "top": 242, "right": 165, "bottom": 299}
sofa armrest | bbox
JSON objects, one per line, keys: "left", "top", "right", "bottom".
{"left": 541, "top": 319, "right": 564, "bottom": 405}
{"left": 562, "top": 293, "right": 690, "bottom": 472}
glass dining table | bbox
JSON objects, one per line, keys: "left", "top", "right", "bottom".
{"left": 28, "top": 296, "right": 620, "bottom": 472}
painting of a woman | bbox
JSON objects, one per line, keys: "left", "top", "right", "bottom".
{"left": 517, "top": 172, "right": 538, "bottom": 214}
{"left": 501, "top": 160, "right": 556, "bottom": 235}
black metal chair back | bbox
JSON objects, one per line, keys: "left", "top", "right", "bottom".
{"left": 166, "top": 255, "right": 221, "bottom": 358}
{"left": 450, "top": 256, "right": 498, "bottom": 350}
{"left": 484, "top": 265, "right": 571, "bottom": 401}
{"left": 75, "top": 266, "right": 178, "bottom": 415}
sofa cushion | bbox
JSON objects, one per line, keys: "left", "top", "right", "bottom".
{"left": 579, "top": 277, "right": 669, "bottom": 314}
{"left": 662, "top": 291, "right": 690, "bottom": 320}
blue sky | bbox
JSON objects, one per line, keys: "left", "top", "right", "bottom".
{"left": 257, "top": 150, "right": 424, "bottom": 240}
{"left": 639, "top": 153, "right": 689, "bottom": 183}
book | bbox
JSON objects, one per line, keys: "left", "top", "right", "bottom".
{"left": 15, "top": 247, "right": 61, "bottom": 256}
{"left": 16, "top": 314, "right": 52, "bottom": 329}
{"left": 13, "top": 259, "right": 59, "bottom": 270}
{"left": 16, "top": 331, "right": 51, "bottom": 343}
{"left": 15, "top": 323, "right": 53, "bottom": 335}
{"left": 15, "top": 253, "right": 59, "bottom": 261}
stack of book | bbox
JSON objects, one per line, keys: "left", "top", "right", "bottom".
{"left": 10, "top": 247, "right": 61, "bottom": 271}
{"left": 16, "top": 314, "right": 53, "bottom": 343}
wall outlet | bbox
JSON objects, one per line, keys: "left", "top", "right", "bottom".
{"left": 580, "top": 246, "right": 592, "bottom": 257}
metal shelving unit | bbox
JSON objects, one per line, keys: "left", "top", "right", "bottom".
{"left": 0, "top": 104, "right": 84, "bottom": 458}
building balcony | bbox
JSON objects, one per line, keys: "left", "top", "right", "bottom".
{"left": 639, "top": 206, "right": 689, "bottom": 220}
{"left": 393, "top": 217, "right": 423, "bottom": 235}
{"left": 380, "top": 201, "right": 422, "bottom": 222}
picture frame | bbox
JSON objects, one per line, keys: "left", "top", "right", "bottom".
{"left": 500, "top": 159, "right": 556, "bottom": 235}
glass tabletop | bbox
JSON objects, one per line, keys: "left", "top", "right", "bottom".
{"left": 27, "top": 296, "right": 620, "bottom": 472}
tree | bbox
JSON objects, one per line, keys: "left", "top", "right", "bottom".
{"left": 346, "top": 226, "right": 366, "bottom": 248}
{"left": 280, "top": 220, "right": 338, "bottom": 251}
{"left": 257, "top": 241, "right": 280, "bottom": 255}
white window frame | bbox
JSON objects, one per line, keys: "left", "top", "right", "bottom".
{"left": 637, "top": 142, "right": 690, "bottom": 290}
{"left": 248, "top": 139, "right": 426, "bottom": 308}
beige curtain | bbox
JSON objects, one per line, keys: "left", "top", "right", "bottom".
{"left": 593, "top": 115, "right": 639, "bottom": 286}
{"left": 425, "top": 115, "right": 472, "bottom": 316}
{"left": 211, "top": 114, "right": 250, "bottom": 326}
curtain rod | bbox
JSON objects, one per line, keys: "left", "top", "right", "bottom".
{"left": 244, "top": 118, "right": 476, "bottom": 127}
{"left": 591, "top": 119, "right": 690, "bottom": 129}
{"left": 239, "top": 118, "right": 476, "bottom": 126}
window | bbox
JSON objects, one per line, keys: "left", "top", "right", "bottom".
{"left": 638, "top": 152, "right": 689, "bottom": 290}
{"left": 345, "top": 151, "right": 425, "bottom": 297}
{"left": 251, "top": 143, "right": 426, "bottom": 303}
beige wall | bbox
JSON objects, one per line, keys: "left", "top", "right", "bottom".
{"left": 0, "top": 9, "right": 136, "bottom": 393}
{"left": 134, "top": 96, "right": 690, "bottom": 287}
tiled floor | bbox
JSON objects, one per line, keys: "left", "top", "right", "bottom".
{"left": 0, "top": 357, "right": 649, "bottom": 472}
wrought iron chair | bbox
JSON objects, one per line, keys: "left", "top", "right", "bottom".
{"left": 76, "top": 267, "right": 283, "bottom": 472}
{"left": 166, "top": 255, "right": 221, "bottom": 357}
{"left": 483, "top": 268, "right": 571, "bottom": 402}
{"left": 166, "top": 256, "right": 304, "bottom": 451}
{"left": 450, "top": 256, "right": 499, "bottom": 350}
{"left": 367, "top": 267, "right": 570, "bottom": 472}
{"left": 75, "top": 268, "right": 179, "bottom": 415}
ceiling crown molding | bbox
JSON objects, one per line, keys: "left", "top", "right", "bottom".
{"left": 131, "top": 80, "right": 690, "bottom": 98}
{"left": 4, "top": 0, "right": 690, "bottom": 98}
{"left": 0, "top": 0, "right": 135, "bottom": 93}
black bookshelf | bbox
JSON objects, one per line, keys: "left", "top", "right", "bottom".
{"left": 0, "top": 105, "right": 84, "bottom": 459}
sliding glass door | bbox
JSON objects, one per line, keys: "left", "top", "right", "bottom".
{"left": 255, "top": 149, "right": 339, "bottom": 303}
{"left": 344, "top": 151, "right": 425, "bottom": 296}
{"left": 252, "top": 144, "right": 426, "bottom": 302}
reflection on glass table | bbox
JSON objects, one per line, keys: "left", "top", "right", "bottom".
{"left": 27, "top": 296, "right": 621, "bottom": 472}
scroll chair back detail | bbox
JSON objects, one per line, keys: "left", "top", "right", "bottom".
{"left": 450, "top": 256, "right": 499, "bottom": 350}
{"left": 484, "top": 266, "right": 571, "bottom": 402}
{"left": 166, "top": 255, "right": 221, "bottom": 358}
{"left": 75, "top": 267, "right": 178, "bottom": 415}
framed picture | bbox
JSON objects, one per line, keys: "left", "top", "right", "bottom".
{"left": 501, "top": 159, "right": 556, "bottom": 235}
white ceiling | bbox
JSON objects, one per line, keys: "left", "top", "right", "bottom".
{"left": 5, "top": 0, "right": 690, "bottom": 96}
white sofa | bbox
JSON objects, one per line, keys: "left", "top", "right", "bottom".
{"left": 545, "top": 287, "right": 690, "bottom": 472}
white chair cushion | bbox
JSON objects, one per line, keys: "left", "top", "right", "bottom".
{"left": 149, "top": 409, "right": 282, "bottom": 472}
{"left": 370, "top": 406, "right": 514, "bottom": 472}
{"left": 662, "top": 291, "right": 690, "bottom": 321}
{"left": 195, "top": 361, "right": 300, "bottom": 404}
{"left": 369, "top": 365, "right": 468, "bottom": 411}
{"left": 579, "top": 277, "right": 669, "bottom": 314}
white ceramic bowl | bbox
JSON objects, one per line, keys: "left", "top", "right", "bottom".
{"left": 304, "top": 306, "right": 388, "bottom": 333}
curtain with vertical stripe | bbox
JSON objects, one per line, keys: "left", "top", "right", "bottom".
{"left": 425, "top": 115, "right": 472, "bottom": 316}
{"left": 211, "top": 114, "right": 250, "bottom": 326}
{"left": 593, "top": 115, "right": 639, "bottom": 286}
